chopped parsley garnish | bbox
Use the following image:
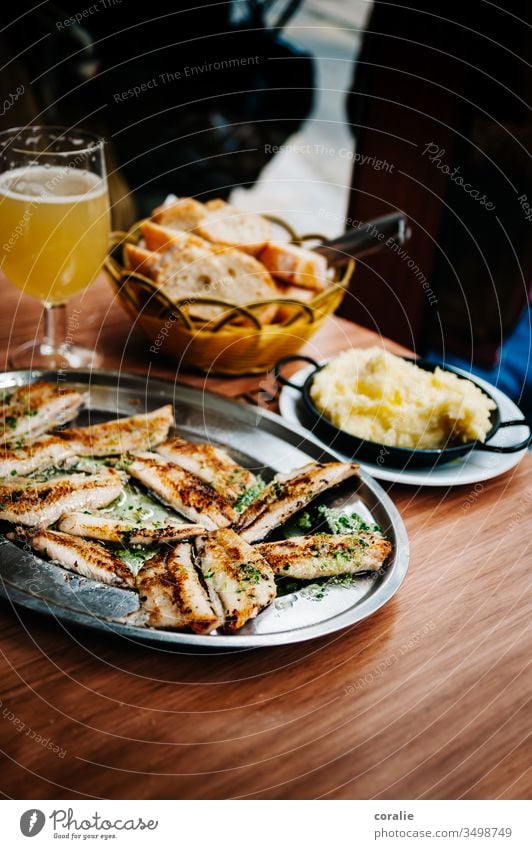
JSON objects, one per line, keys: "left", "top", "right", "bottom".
{"left": 239, "top": 562, "right": 263, "bottom": 584}
{"left": 4, "top": 415, "right": 18, "bottom": 430}
{"left": 276, "top": 572, "right": 360, "bottom": 600}
{"left": 328, "top": 574, "right": 361, "bottom": 589}
{"left": 301, "top": 582, "right": 329, "bottom": 601}
{"left": 233, "top": 476, "right": 266, "bottom": 513}
{"left": 297, "top": 511, "right": 313, "bottom": 530}
{"left": 317, "top": 505, "right": 381, "bottom": 535}
{"left": 116, "top": 546, "right": 155, "bottom": 571}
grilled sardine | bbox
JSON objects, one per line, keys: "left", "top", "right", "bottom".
{"left": 235, "top": 462, "right": 359, "bottom": 543}
{"left": 124, "top": 452, "right": 236, "bottom": 530}
{"left": 156, "top": 437, "right": 256, "bottom": 502}
{"left": 57, "top": 511, "right": 205, "bottom": 544}
{"left": 255, "top": 531, "right": 392, "bottom": 579}
{"left": 0, "top": 381, "right": 83, "bottom": 444}
{"left": 0, "top": 468, "right": 123, "bottom": 527}
{"left": 58, "top": 405, "right": 174, "bottom": 456}
{"left": 9, "top": 527, "right": 135, "bottom": 588}
{"left": 195, "top": 528, "right": 276, "bottom": 632}
{"left": 136, "top": 544, "right": 222, "bottom": 633}
{"left": 0, "top": 434, "right": 77, "bottom": 479}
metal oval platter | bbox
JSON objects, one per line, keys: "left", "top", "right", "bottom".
{"left": 0, "top": 370, "right": 409, "bottom": 648}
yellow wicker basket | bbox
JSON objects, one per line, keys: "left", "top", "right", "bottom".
{"left": 104, "top": 217, "right": 355, "bottom": 375}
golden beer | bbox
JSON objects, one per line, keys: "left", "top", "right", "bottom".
{"left": 0, "top": 165, "right": 109, "bottom": 303}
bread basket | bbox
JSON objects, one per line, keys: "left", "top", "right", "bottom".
{"left": 104, "top": 213, "right": 407, "bottom": 375}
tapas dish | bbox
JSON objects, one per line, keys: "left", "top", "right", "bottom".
{"left": 0, "top": 370, "right": 408, "bottom": 647}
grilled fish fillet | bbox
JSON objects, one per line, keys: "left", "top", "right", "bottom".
{"left": 0, "top": 468, "right": 123, "bottom": 527}
{"left": 58, "top": 405, "right": 174, "bottom": 456}
{"left": 0, "top": 381, "right": 83, "bottom": 445}
{"left": 195, "top": 528, "right": 276, "bottom": 632}
{"left": 124, "top": 452, "right": 236, "bottom": 530}
{"left": 136, "top": 544, "right": 222, "bottom": 633}
{"left": 156, "top": 437, "right": 256, "bottom": 502}
{"left": 0, "top": 435, "right": 76, "bottom": 478}
{"left": 9, "top": 528, "right": 135, "bottom": 588}
{"left": 57, "top": 511, "right": 205, "bottom": 544}
{"left": 255, "top": 532, "right": 392, "bottom": 579}
{"left": 234, "top": 462, "right": 359, "bottom": 543}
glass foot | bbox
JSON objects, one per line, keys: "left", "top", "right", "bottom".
{"left": 8, "top": 340, "right": 103, "bottom": 370}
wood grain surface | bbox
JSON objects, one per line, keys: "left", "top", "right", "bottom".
{"left": 0, "top": 275, "right": 530, "bottom": 800}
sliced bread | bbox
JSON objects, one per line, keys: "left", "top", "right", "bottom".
{"left": 259, "top": 242, "right": 328, "bottom": 291}
{"left": 124, "top": 243, "right": 161, "bottom": 278}
{"left": 141, "top": 221, "right": 212, "bottom": 253}
{"left": 151, "top": 197, "right": 207, "bottom": 232}
{"left": 274, "top": 283, "right": 316, "bottom": 323}
{"left": 197, "top": 199, "right": 272, "bottom": 255}
{"left": 125, "top": 241, "right": 279, "bottom": 324}
{"left": 151, "top": 197, "right": 271, "bottom": 255}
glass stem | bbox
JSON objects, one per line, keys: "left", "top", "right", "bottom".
{"left": 43, "top": 303, "right": 68, "bottom": 352}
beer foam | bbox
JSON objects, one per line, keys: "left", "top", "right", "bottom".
{"left": 0, "top": 165, "right": 107, "bottom": 203}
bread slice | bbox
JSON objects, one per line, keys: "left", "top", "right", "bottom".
{"left": 151, "top": 197, "right": 207, "bottom": 232}
{"left": 259, "top": 242, "right": 328, "bottom": 291}
{"left": 125, "top": 241, "right": 279, "bottom": 324}
{"left": 141, "top": 221, "right": 212, "bottom": 253}
{"left": 151, "top": 197, "right": 272, "bottom": 255}
{"left": 160, "top": 244, "right": 278, "bottom": 323}
{"left": 274, "top": 283, "right": 316, "bottom": 323}
{"left": 124, "top": 243, "right": 161, "bottom": 277}
{"left": 197, "top": 199, "right": 272, "bottom": 255}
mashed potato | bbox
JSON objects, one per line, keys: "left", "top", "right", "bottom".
{"left": 310, "top": 347, "right": 496, "bottom": 449}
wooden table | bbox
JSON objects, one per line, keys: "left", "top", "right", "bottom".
{"left": 0, "top": 276, "right": 530, "bottom": 800}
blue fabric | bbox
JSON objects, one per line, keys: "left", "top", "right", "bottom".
{"left": 426, "top": 307, "right": 532, "bottom": 419}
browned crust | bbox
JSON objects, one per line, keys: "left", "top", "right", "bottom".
{"left": 259, "top": 242, "right": 327, "bottom": 291}
{"left": 137, "top": 546, "right": 221, "bottom": 633}
{"left": 127, "top": 453, "right": 237, "bottom": 527}
{"left": 9, "top": 527, "right": 135, "bottom": 588}
{"left": 156, "top": 437, "right": 256, "bottom": 501}
{"left": 195, "top": 528, "right": 275, "bottom": 632}
{"left": 255, "top": 532, "right": 392, "bottom": 577}
{"left": 57, "top": 512, "right": 205, "bottom": 544}
{"left": 0, "top": 381, "right": 83, "bottom": 443}
{"left": 151, "top": 197, "right": 207, "bottom": 231}
{"left": 0, "top": 469, "right": 123, "bottom": 526}
{"left": 141, "top": 222, "right": 212, "bottom": 253}
{"left": 58, "top": 405, "right": 174, "bottom": 455}
{"left": 124, "top": 244, "right": 160, "bottom": 277}
{"left": 234, "top": 462, "right": 359, "bottom": 535}
{"left": 0, "top": 435, "right": 75, "bottom": 477}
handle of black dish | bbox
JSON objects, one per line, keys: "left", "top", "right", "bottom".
{"left": 274, "top": 355, "right": 320, "bottom": 390}
{"left": 314, "top": 212, "right": 410, "bottom": 266}
{"left": 475, "top": 419, "right": 532, "bottom": 453}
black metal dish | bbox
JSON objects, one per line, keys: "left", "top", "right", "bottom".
{"left": 275, "top": 355, "right": 531, "bottom": 470}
